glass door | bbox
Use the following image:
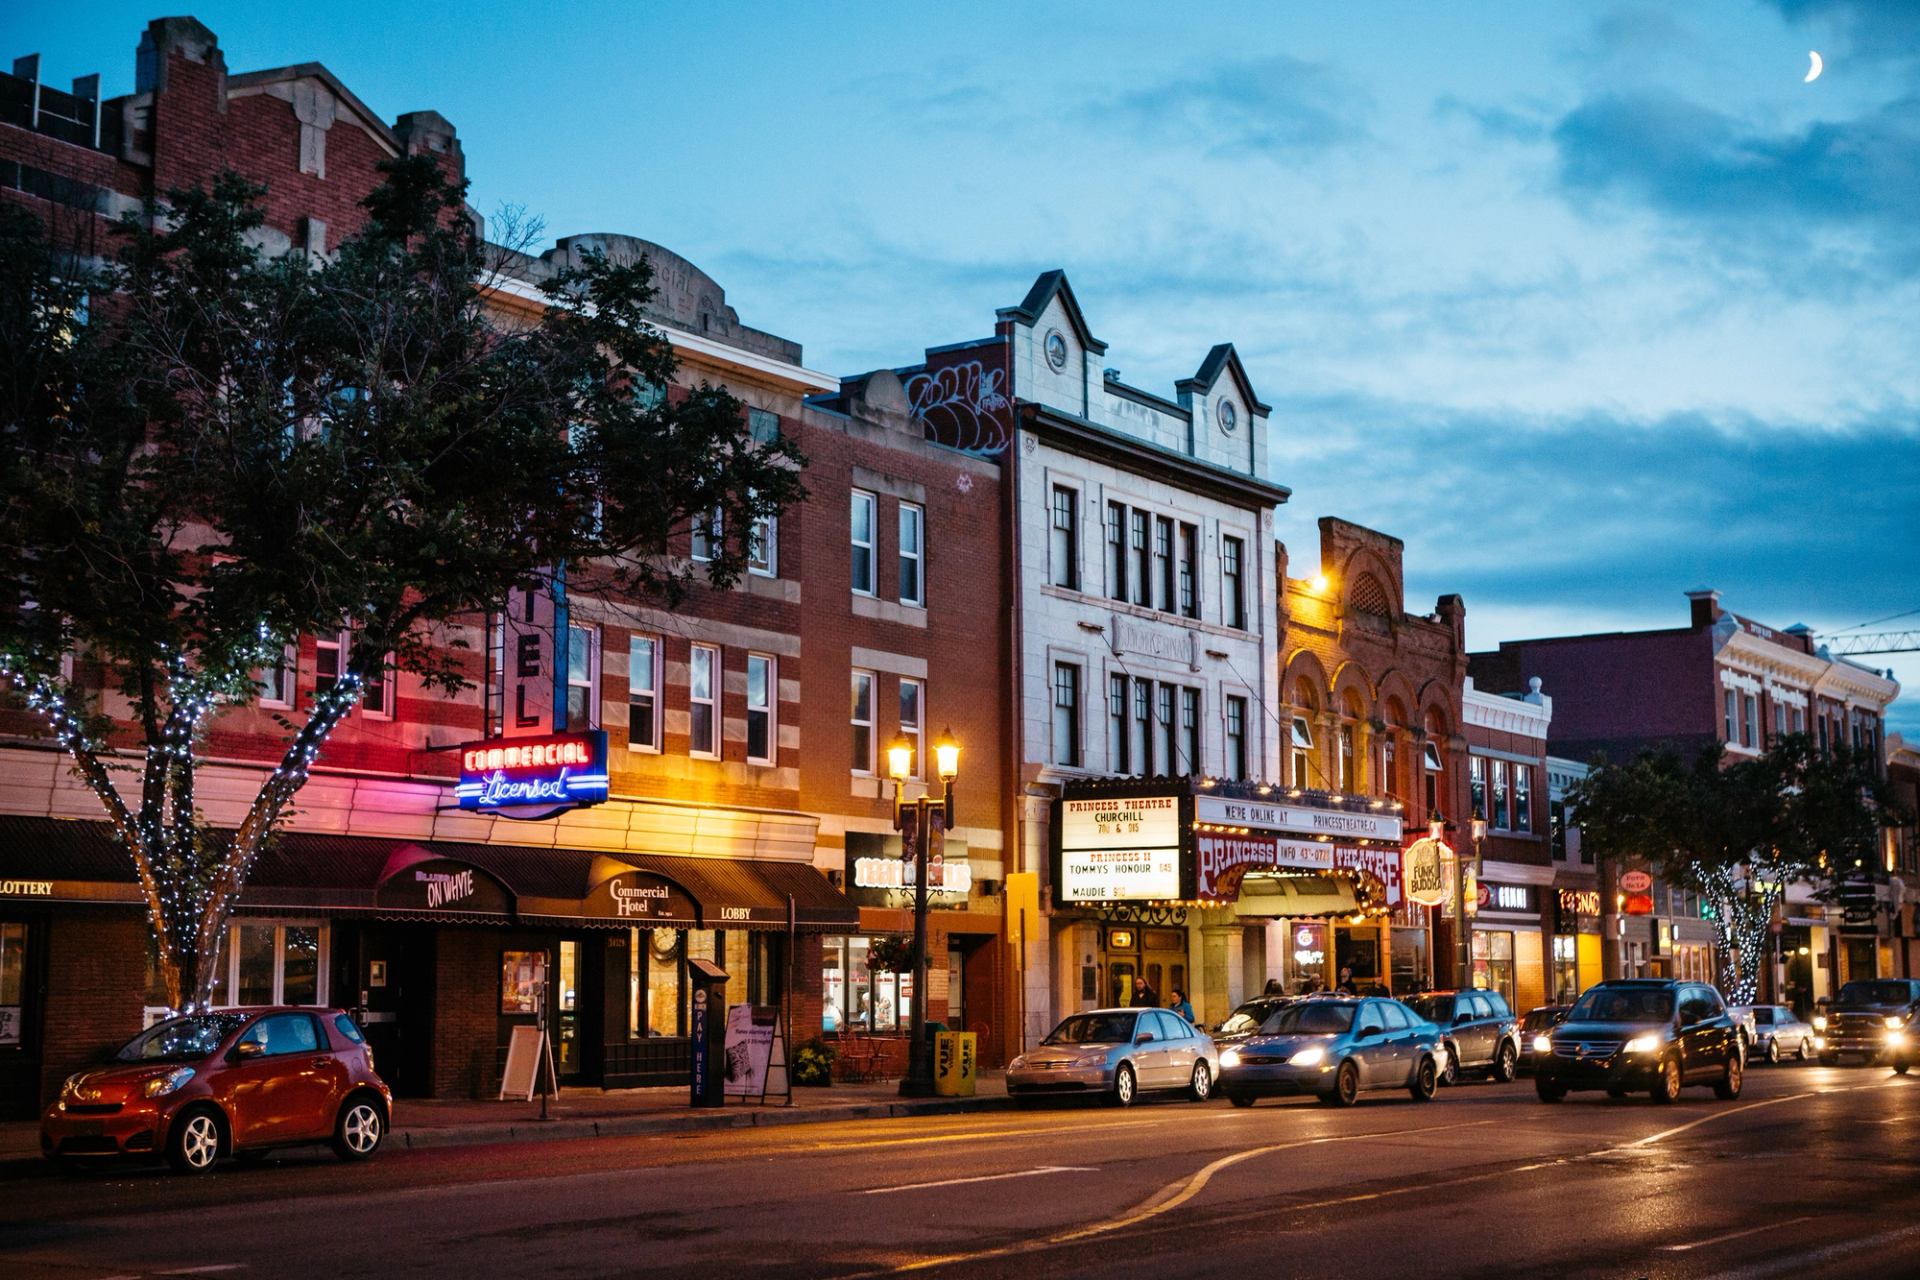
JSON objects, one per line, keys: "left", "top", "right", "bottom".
{"left": 557, "top": 940, "right": 579, "bottom": 1079}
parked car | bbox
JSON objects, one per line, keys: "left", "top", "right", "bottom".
{"left": 1815, "top": 978, "right": 1920, "bottom": 1072}
{"left": 1007, "top": 1008, "right": 1219, "bottom": 1107}
{"left": 1534, "top": 979, "right": 1743, "bottom": 1104}
{"left": 42, "top": 1007, "right": 392, "bottom": 1173}
{"left": 1740, "top": 1005, "right": 1817, "bottom": 1064}
{"left": 1519, "top": 1004, "right": 1571, "bottom": 1077}
{"left": 1213, "top": 995, "right": 1297, "bottom": 1046}
{"left": 1405, "top": 989, "right": 1521, "bottom": 1084}
{"left": 1728, "top": 1005, "right": 1758, "bottom": 1054}
{"left": 1216, "top": 996, "right": 1443, "bottom": 1108}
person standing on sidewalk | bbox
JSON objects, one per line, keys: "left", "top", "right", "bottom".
{"left": 1167, "top": 989, "right": 1196, "bottom": 1023}
{"left": 1131, "top": 976, "right": 1159, "bottom": 1009}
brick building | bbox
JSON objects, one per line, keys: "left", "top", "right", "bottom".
{"left": 1459, "top": 676, "right": 1556, "bottom": 1012}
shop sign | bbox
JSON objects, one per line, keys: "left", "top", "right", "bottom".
{"left": 455, "top": 730, "right": 610, "bottom": 811}
{"left": 1195, "top": 795, "right": 1402, "bottom": 843}
{"left": 582, "top": 870, "right": 697, "bottom": 924}
{"left": 1059, "top": 795, "right": 1181, "bottom": 902}
{"left": 375, "top": 858, "right": 513, "bottom": 915}
{"left": 1619, "top": 870, "right": 1653, "bottom": 893}
{"left": 1106, "top": 928, "right": 1136, "bottom": 951}
{"left": 1335, "top": 845, "right": 1403, "bottom": 907}
{"left": 1556, "top": 889, "right": 1601, "bottom": 933}
{"left": 1402, "top": 840, "right": 1449, "bottom": 908}
{"left": 853, "top": 856, "right": 971, "bottom": 896}
{"left": 1478, "top": 882, "right": 1534, "bottom": 914}
{"left": 0, "top": 879, "right": 53, "bottom": 898}
{"left": 1623, "top": 892, "right": 1655, "bottom": 916}
{"left": 1194, "top": 831, "right": 1333, "bottom": 901}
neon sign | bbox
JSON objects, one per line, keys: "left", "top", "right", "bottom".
{"left": 455, "top": 730, "right": 609, "bottom": 811}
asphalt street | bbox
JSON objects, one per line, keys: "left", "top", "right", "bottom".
{"left": 3, "top": 1061, "right": 1917, "bottom": 1279}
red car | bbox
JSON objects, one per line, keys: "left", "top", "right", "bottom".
{"left": 42, "top": 1006, "right": 392, "bottom": 1173}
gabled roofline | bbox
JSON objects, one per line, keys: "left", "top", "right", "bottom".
{"left": 227, "top": 63, "right": 401, "bottom": 156}
{"left": 995, "top": 269, "right": 1108, "bottom": 354}
{"left": 1021, "top": 402, "right": 1290, "bottom": 509}
{"left": 1176, "top": 343, "right": 1272, "bottom": 416}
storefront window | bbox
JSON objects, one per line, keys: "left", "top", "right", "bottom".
{"left": 1472, "top": 930, "right": 1515, "bottom": 1008}
{"left": 1391, "top": 927, "right": 1429, "bottom": 996}
{"left": 501, "top": 950, "right": 546, "bottom": 1015}
{"left": 282, "top": 926, "right": 319, "bottom": 1006}
{"left": 237, "top": 924, "right": 277, "bottom": 1006}
{"left": 1552, "top": 934, "right": 1579, "bottom": 1004}
{"left": 822, "top": 935, "right": 873, "bottom": 1032}
{"left": 190, "top": 921, "right": 328, "bottom": 1009}
{"left": 646, "top": 930, "right": 681, "bottom": 1036}
{"left": 1336, "top": 926, "right": 1383, "bottom": 990}
{"left": 1287, "top": 922, "right": 1328, "bottom": 993}
{"left": 0, "top": 922, "right": 24, "bottom": 1045}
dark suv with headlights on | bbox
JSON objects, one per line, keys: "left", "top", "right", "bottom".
{"left": 1406, "top": 989, "right": 1521, "bottom": 1085}
{"left": 1816, "top": 979, "right": 1920, "bottom": 1072}
{"left": 1535, "top": 980, "right": 1743, "bottom": 1104}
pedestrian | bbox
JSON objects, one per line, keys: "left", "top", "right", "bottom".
{"left": 1131, "top": 976, "right": 1159, "bottom": 1009}
{"left": 1336, "top": 965, "right": 1357, "bottom": 995}
{"left": 1167, "top": 989, "right": 1196, "bottom": 1023}
{"left": 1262, "top": 977, "right": 1284, "bottom": 997}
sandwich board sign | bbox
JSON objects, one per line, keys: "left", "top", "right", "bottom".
{"left": 722, "top": 1004, "right": 790, "bottom": 1104}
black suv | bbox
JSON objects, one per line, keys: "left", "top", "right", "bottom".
{"left": 1535, "top": 979, "right": 1743, "bottom": 1104}
{"left": 1816, "top": 978, "right": 1920, "bottom": 1072}
{"left": 1406, "top": 990, "right": 1521, "bottom": 1084}
{"left": 1213, "top": 996, "right": 1296, "bottom": 1046}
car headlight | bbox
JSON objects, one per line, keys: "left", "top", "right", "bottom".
{"left": 1532, "top": 1034, "right": 1553, "bottom": 1053}
{"left": 143, "top": 1066, "right": 195, "bottom": 1098}
{"left": 1888, "top": 1029, "right": 1909, "bottom": 1045}
{"left": 1886, "top": 1017, "right": 1906, "bottom": 1030}
{"left": 1290, "top": 1045, "right": 1327, "bottom": 1067}
{"left": 1622, "top": 1034, "right": 1661, "bottom": 1055}
{"left": 1008, "top": 1056, "right": 1027, "bottom": 1071}
{"left": 1218, "top": 1048, "right": 1241, "bottom": 1069}
{"left": 1813, "top": 1015, "right": 1828, "bottom": 1031}
{"left": 61, "top": 1073, "right": 86, "bottom": 1099}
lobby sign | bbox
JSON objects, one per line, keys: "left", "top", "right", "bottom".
{"left": 1194, "top": 795, "right": 1402, "bottom": 844}
{"left": 455, "top": 730, "right": 610, "bottom": 812}
{"left": 1401, "top": 838, "right": 1450, "bottom": 908}
{"left": 1058, "top": 796, "right": 1182, "bottom": 902}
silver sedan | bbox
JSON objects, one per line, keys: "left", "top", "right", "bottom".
{"left": 1743, "top": 1004, "right": 1818, "bottom": 1064}
{"left": 1007, "top": 1008, "right": 1220, "bottom": 1107}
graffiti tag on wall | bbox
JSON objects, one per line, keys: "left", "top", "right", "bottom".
{"left": 905, "top": 360, "right": 1013, "bottom": 456}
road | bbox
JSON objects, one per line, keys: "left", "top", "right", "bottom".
{"left": 3, "top": 1062, "right": 1918, "bottom": 1279}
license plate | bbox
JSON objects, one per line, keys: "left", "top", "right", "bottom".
{"left": 73, "top": 1121, "right": 105, "bottom": 1136}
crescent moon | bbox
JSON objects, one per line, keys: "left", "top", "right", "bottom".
{"left": 1805, "top": 50, "right": 1823, "bottom": 83}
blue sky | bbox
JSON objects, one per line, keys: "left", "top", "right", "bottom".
{"left": 8, "top": 1, "right": 1918, "bottom": 732}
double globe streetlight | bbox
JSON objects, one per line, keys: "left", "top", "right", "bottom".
{"left": 886, "top": 727, "right": 959, "bottom": 1098}
{"left": 1430, "top": 812, "right": 1489, "bottom": 990}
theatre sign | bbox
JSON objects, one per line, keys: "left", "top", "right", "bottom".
{"left": 1055, "top": 794, "right": 1182, "bottom": 902}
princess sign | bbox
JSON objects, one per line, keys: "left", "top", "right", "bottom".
{"left": 455, "top": 730, "right": 610, "bottom": 812}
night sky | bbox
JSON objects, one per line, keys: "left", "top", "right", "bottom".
{"left": 9, "top": 1, "right": 1916, "bottom": 731}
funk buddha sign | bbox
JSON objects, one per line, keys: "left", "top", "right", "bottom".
{"left": 455, "top": 730, "right": 611, "bottom": 812}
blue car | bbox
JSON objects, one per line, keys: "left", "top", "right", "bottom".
{"left": 1216, "top": 996, "right": 1445, "bottom": 1108}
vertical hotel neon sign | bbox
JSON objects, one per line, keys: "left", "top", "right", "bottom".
{"left": 455, "top": 730, "right": 610, "bottom": 812}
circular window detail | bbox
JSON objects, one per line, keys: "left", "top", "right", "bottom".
{"left": 1216, "top": 399, "right": 1238, "bottom": 435}
{"left": 1044, "top": 329, "right": 1069, "bottom": 372}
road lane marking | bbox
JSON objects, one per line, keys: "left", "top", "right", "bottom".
{"left": 1708, "top": 1221, "right": 1920, "bottom": 1279}
{"left": 1612, "top": 1092, "right": 1814, "bottom": 1151}
{"left": 860, "top": 1166, "right": 1095, "bottom": 1195}
{"left": 1663, "top": 1216, "right": 1812, "bottom": 1252}
{"left": 155, "top": 1268, "right": 249, "bottom": 1276}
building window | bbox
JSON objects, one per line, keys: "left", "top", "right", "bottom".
{"left": 748, "top": 500, "right": 776, "bottom": 578}
{"left": 1743, "top": 694, "right": 1757, "bottom": 749}
{"left": 566, "top": 624, "right": 599, "bottom": 729}
{"left": 746, "top": 654, "right": 774, "bottom": 765}
{"left": 255, "top": 643, "right": 297, "bottom": 709}
{"left": 1471, "top": 929, "right": 1515, "bottom": 1010}
{"left": 1108, "top": 675, "right": 1129, "bottom": 774}
{"left": 1338, "top": 724, "right": 1356, "bottom": 793}
{"left": 897, "top": 502, "right": 924, "bottom": 607}
{"left": 1773, "top": 702, "right": 1785, "bottom": 738}
{"left": 0, "top": 922, "right": 26, "bottom": 1042}
{"left": 1792, "top": 705, "right": 1804, "bottom": 735}
{"left": 1492, "top": 758, "right": 1510, "bottom": 830}
{"left": 1157, "top": 684, "right": 1177, "bottom": 776}
{"left": 1052, "top": 662, "right": 1081, "bottom": 767}
{"left": 1049, "top": 486, "right": 1079, "bottom": 590}
{"left": 1130, "top": 509, "right": 1151, "bottom": 608}
{"left": 628, "top": 635, "right": 660, "bottom": 751}
{"left": 1819, "top": 714, "right": 1829, "bottom": 753}
{"left": 1724, "top": 689, "right": 1737, "bottom": 743}
{"left": 210, "top": 921, "right": 328, "bottom": 1009}
{"left": 898, "top": 677, "right": 923, "bottom": 779}
{"left": 314, "top": 630, "right": 347, "bottom": 699}
{"left": 1106, "top": 502, "right": 1128, "bottom": 602}
{"left": 1550, "top": 798, "right": 1567, "bottom": 860}
{"left": 1380, "top": 736, "right": 1398, "bottom": 801}
{"left": 1180, "top": 688, "right": 1201, "bottom": 775}
{"left": 1133, "top": 679, "right": 1153, "bottom": 776}
{"left": 484, "top": 614, "right": 506, "bottom": 738}
{"left": 688, "top": 644, "right": 719, "bottom": 758}
{"left": 1222, "top": 536, "right": 1246, "bottom": 629}
{"left": 1154, "top": 516, "right": 1174, "bottom": 612}
{"left": 1178, "top": 523, "right": 1198, "bottom": 618}
{"left": 1424, "top": 741, "right": 1445, "bottom": 818}
{"left": 747, "top": 406, "right": 780, "bottom": 445}
{"left": 1225, "top": 697, "right": 1249, "bottom": 781}
{"left": 690, "top": 507, "right": 721, "bottom": 563}
{"left": 851, "top": 490, "right": 877, "bottom": 596}
{"left": 1470, "top": 756, "right": 1487, "bottom": 821}
{"left": 851, "top": 670, "right": 875, "bottom": 774}
{"left": 823, "top": 935, "right": 911, "bottom": 1033}
{"left": 1513, "top": 764, "right": 1531, "bottom": 832}
{"left": 1290, "top": 717, "right": 1315, "bottom": 789}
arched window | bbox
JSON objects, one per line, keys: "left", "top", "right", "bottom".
{"left": 1290, "top": 681, "right": 1320, "bottom": 789}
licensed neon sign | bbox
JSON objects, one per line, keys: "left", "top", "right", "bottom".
{"left": 455, "top": 730, "right": 609, "bottom": 811}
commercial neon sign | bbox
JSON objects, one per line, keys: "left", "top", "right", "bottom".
{"left": 455, "top": 730, "right": 610, "bottom": 811}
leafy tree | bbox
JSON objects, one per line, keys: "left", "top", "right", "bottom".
{"left": 0, "top": 159, "right": 804, "bottom": 1010}
{"left": 1570, "top": 736, "right": 1898, "bottom": 1002}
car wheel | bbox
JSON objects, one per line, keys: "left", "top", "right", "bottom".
{"left": 1110, "top": 1063, "right": 1137, "bottom": 1108}
{"left": 1492, "top": 1041, "right": 1517, "bottom": 1084}
{"left": 1798, "top": 1039, "right": 1812, "bottom": 1062}
{"left": 1229, "top": 1094, "right": 1255, "bottom": 1109}
{"left": 1535, "top": 1078, "right": 1566, "bottom": 1103}
{"left": 332, "top": 1096, "right": 384, "bottom": 1161}
{"left": 1714, "top": 1052, "right": 1744, "bottom": 1100}
{"left": 1765, "top": 1038, "right": 1780, "bottom": 1065}
{"left": 1409, "top": 1055, "right": 1438, "bottom": 1102}
{"left": 1188, "top": 1062, "right": 1213, "bottom": 1102}
{"left": 1439, "top": 1043, "right": 1459, "bottom": 1086}
{"left": 166, "top": 1106, "right": 224, "bottom": 1174}
{"left": 1324, "top": 1060, "right": 1361, "bottom": 1108}
{"left": 1652, "top": 1056, "right": 1683, "bottom": 1105}
{"left": 1894, "top": 1059, "right": 1911, "bottom": 1077}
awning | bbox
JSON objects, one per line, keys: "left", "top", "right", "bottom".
{"left": 1227, "top": 871, "right": 1366, "bottom": 921}
{"left": 0, "top": 815, "right": 144, "bottom": 906}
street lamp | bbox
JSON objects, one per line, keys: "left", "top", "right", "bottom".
{"left": 1465, "top": 815, "right": 1487, "bottom": 990}
{"left": 890, "top": 727, "right": 959, "bottom": 1097}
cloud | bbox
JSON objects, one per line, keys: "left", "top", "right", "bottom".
{"left": 1766, "top": 0, "right": 1920, "bottom": 66}
{"left": 1549, "top": 89, "right": 1920, "bottom": 278}
{"left": 1102, "top": 55, "right": 1372, "bottom": 159}
{"left": 1432, "top": 94, "right": 1552, "bottom": 144}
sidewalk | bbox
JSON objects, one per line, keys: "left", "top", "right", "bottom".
{"left": 5, "top": 1072, "right": 1012, "bottom": 1171}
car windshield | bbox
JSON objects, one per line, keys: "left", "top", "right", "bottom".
{"left": 1568, "top": 988, "right": 1674, "bottom": 1023}
{"left": 1405, "top": 996, "right": 1452, "bottom": 1023}
{"left": 114, "top": 1013, "right": 250, "bottom": 1063}
{"left": 1045, "top": 1013, "right": 1136, "bottom": 1045}
{"left": 1261, "top": 1003, "right": 1355, "bottom": 1035}
{"left": 1523, "top": 1009, "right": 1565, "bottom": 1032}
{"left": 1837, "top": 981, "right": 1915, "bottom": 1008}
{"left": 1750, "top": 1008, "right": 1774, "bottom": 1025}
{"left": 1218, "top": 1001, "right": 1283, "bottom": 1035}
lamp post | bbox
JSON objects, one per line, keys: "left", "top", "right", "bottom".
{"left": 889, "top": 727, "right": 959, "bottom": 1098}
{"left": 1465, "top": 816, "right": 1486, "bottom": 989}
